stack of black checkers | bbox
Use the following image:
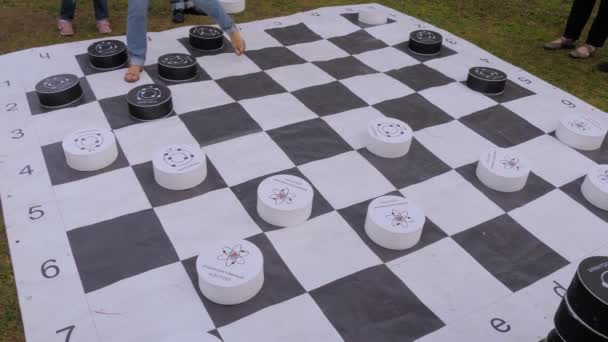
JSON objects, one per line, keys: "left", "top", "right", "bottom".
{"left": 35, "top": 74, "right": 83, "bottom": 108}
{"left": 466, "top": 66, "right": 508, "bottom": 95}
{"left": 408, "top": 30, "right": 443, "bottom": 56}
{"left": 548, "top": 256, "right": 608, "bottom": 342}
{"left": 189, "top": 26, "right": 224, "bottom": 51}
{"left": 87, "top": 40, "right": 128, "bottom": 70}
{"left": 157, "top": 53, "right": 198, "bottom": 82}
{"left": 127, "top": 84, "right": 174, "bottom": 121}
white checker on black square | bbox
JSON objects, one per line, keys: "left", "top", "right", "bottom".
{"left": 415, "top": 120, "right": 496, "bottom": 169}
{"left": 230, "top": 167, "right": 333, "bottom": 232}
{"left": 340, "top": 73, "right": 414, "bottom": 105}
{"left": 215, "top": 72, "right": 287, "bottom": 101}
{"left": 292, "top": 81, "right": 368, "bottom": 117}
{"left": 244, "top": 46, "right": 307, "bottom": 70}
{"left": 219, "top": 294, "right": 342, "bottom": 342}
{"left": 267, "top": 211, "right": 381, "bottom": 291}
{"left": 373, "top": 93, "right": 453, "bottom": 131}
{"left": 264, "top": 22, "right": 324, "bottom": 46}
{"left": 561, "top": 177, "right": 608, "bottom": 224}
{"left": 514, "top": 135, "right": 594, "bottom": 187}
{"left": 26, "top": 77, "right": 96, "bottom": 115}
{"left": 388, "top": 238, "right": 511, "bottom": 324}
{"left": 338, "top": 191, "right": 448, "bottom": 263}
{"left": 452, "top": 214, "right": 568, "bottom": 292}
{"left": 328, "top": 30, "right": 389, "bottom": 55}
{"left": 132, "top": 157, "right": 227, "bottom": 208}
{"left": 401, "top": 171, "right": 504, "bottom": 235}
{"left": 267, "top": 118, "right": 352, "bottom": 165}
{"left": 54, "top": 168, "right": 151, "bottom": 231}
{"left": 313, "top": 56, "right": 378, "bottom": 80}
{"left": 85, "top": 68, "right": 154, "bottom": 100}
{"left": 288, "top": 40, "right": 349, "bottom": 62}
{"left": 114, "top": 116, "right": 198, "bottom": 165}
{"left": 239, "top": 93, "right": 317, "bottom": 131}
{"left": 170, "top": 80, "right": 234, "bottom": 115}
{"left": 203, "top": 132, "right": 295, "bottom": 186}
{"left": 386, "top": 64, "right": 455, "bottom": 92}
{"left": 455, "top": 162, "right": 555, "bottom": 212}
{"left": 86, "top": 262, "right": 214, "bottom": 341}
{"left": 420, "top": 82, "right": 498, "bottom": 119}
{"left": 393, "top": 40, "right": 457, "bottom": 63}
{"left": 182, "top": 233, "right": 306, "bottom": 328}
{"left": 322, "top": 106, "right": 385, "bottom": 150}
{"left": 155, "top": 188, "right": 262, "bottom": 260}
{"left": 266, "top": 62, "right": 334, "bottom": 92}
{"left": 299, "top": 151, "right": 395, "bottom": 209}
{"left": 354, "top": 47, "right": 419, "bottom": 72}
{"left": 180, "top": 102, "right": 262, "bottom": 146}
{"left": 459, "top": 105, "right": 545, "bottom": 148}
{"left": 359, "top": 139, "right": 452, "bottom": 189}
{"left": 310, "top": 264, "right": 445, "bottom": 342}
{"left": 510, "top": 190, "right": 608, "bottom": 261}
{"left": 196, "top": 53, "right": 261, "bottom": 80}
{"left": 67, "top": 209, "right": 178, "bottom": 293}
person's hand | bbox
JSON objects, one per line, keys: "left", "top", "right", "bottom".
{"left": 230, "top": 30, "right": 246, "bottom": 56}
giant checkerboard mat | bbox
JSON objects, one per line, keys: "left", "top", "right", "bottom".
{"left": 2, "top": 3, "right": 608, "bottom": 342}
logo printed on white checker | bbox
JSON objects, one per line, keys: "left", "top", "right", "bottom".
{"left": 563, "top": 114, "right": 605, "bottom": 137}
{"left": 197, "top": 240, "right": 263, "bottom": 287}
{"left": 480, "top": 148, "right": 530, "bottom": 178}
{"left": 258, "top": 174, "right": 313, "bottom": 211}
{"left": 368, "top": 118, "right": 412, "bottom": 144}
{"left": 368, "top": 195, "right": 425, "bottom": 233}
{"left": 153, "top": 144, "right": 203, "bottom": 174}
{"left": 62, "top": 128, "right": 115, "bottom": 155}
{"left": 591, "top": 165, "right": 608, "bottom": 191}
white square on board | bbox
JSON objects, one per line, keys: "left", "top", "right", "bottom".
{"left": 240, "top": 93, "right": 317, "bottom": 131}
{"left": 419, "top": 82, "right": 497, "bottom": 119}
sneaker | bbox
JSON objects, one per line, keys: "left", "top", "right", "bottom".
{"left": 544, "top": 37, "right": 576, "bottom": 50}
{"left": 172, "top": 9, "right": 185, "bottom": 23}
{"left": 96, "top": 19, "right": 112, "bottom": 34}
{"left": 57, "top": 19, "right": 74, "bottom": 36}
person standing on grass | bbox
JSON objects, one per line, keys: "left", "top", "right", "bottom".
{"left": 124, "top": 0, "right": 245, "bottom": 82}
{"left": 544, "top": 0, "right": 608, "bottom": 59}
{"left": 57, "top": 0, "right": 112, "bottom": 36}
{"left": 170, "top": 0, "right": 206, "bottom": 23}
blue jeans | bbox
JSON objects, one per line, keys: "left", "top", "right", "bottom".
{"left": 60, "top": 0, "right": 109, "bottom": 20}
{"left": 127, "top": 0, "right": 235, "bottom": 66}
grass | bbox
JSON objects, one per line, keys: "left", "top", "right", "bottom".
{"left": 0, "top": 0, "right": 606, "bottom": 340}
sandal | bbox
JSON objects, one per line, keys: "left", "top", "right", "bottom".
{"left": 544, "top": 37, "right": 576, "bottom": 50}
{"left": 124, "top": 65, "right": 143, "bottom": 83}
{"left": 569, "top": 44, "right": 598, "bottom": 59}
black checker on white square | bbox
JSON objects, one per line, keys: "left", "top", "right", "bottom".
{"left": 387, "top": 64, "right": 455, "bottom": 92}
{"left": 338, "top": 192, "right": 447, "bottom": 262}
{"left": 313, "top": 56, "right": 378, "bottom": 80}
{"left": 177, "top": 37, "right": 235, "bottom": 57}
{"left": 561, "top": 177, "right": 608, "bottom": 224}
{"left": 144, "top": 63, "right": 211, "bottom": 86}
{"left": 452, "top": 214, "right": 569, "bottom": 292}
{"left": 456, "top": 162, "right": 555, "bottom": 212}
{"left": 182, "top": 233, "right": 306, "bottom": 328}
{"left": 215, "top": 71, "right": 286, "bottom": 101}
{"left": 373, "top": 93, "right": 453, "bottom": 131}
{"left": 310, "top": 265, "right": 445, "bottom": 342}
{"left": 75, "top": 53, "right": 127, "bottom": 76}
{"left": 180, "top": 102, "right": 262, "bottom": 146}
{"left": 340, "top": 13, "right": 396, "bottom": 29}
{"left": 359, "top": 140, "right": 452, "bottom": 189}
{"left": 393, "top": 40, "right": 457, "bottom": 62}
{"left": 132, "top": 159, "right": 227, "bottom": 208}
{"left": 264, "top": 23, "right": 323, "bottom": 46}
{"left": 328, "top": 30, "right": 389, "bottom": 55}
{"left": 267, "top": 118, "right": 352, "bottom": 165}
{"left": 230, "top": 167, "right": 333, "bottom": 232}
{"left": 42, "top": 141, "right": 130, "bottom": 186}
{"left": 245, "top": 47, "right": 306, "bottom": 70}
{"left": 68, "top": 209, "right": 179, "bottom": 293}
{"left": 459, "top": 105, "right": 544, "bottom": 147}
{"left": 292, "top": 81, "right": 367, "bottom": 117}
{"left": 27, "top": 78, "right": 96, "bottom": 115}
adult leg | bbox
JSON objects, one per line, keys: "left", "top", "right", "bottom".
{"left": 93, "top": 0, "right": 110, "bottom": 20}
{"left": 564, "top": 0, "right": 596, "bottom": 41}
{"left": 586, "top": 0, "right": 608, "bottom": 47}
{"left": 171, "top": 0, "right": 186, "bottom": 23}
{"left": 59, "top": 0, "right": 77, "bottom": 20}
{"left": 125, "top": 0, "right": 148, "bottom": 81}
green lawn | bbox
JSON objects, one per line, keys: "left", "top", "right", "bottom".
{"left": 0, "top": 0, "right": 606, "bottom": 340}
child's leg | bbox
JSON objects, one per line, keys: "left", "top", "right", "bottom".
{"left": 127, "top": 0, "right": 149, "bottom": 66}
{"left": 170, "top": 0, "right": 186, "bottom": 11}
{"left": 92, "top": 0, "right": 110, "bottom": 20}
{"left": 59, "top": 0, "right": 77, "bottom": 20}
{"left": 564, "top": 0, "right": 597, "bottom": 41}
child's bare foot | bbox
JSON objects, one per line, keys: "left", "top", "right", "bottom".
{"left": 230, "top": 30, "right": 246, "bottom": 56}
{"left": 124, "top": 65, "right": 143, "bottom": 83}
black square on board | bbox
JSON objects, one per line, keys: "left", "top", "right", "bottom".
{"left": 245, "top": 47, "right": 306, "bottom": 70}
{"left": 452, "top": 214, "right": 569, "bottom": 292}
{"left": 387, "top": 64, "right": 455, "bottom": 92}
{"left": 264, "top": 23, "right": 323, "bottom": 46}
{"left": 373, "top": 93, "right": 453, "bottom": 131}
{"left": 292, "top": 81, "right": 367, "bottom": 117}
{"left": 68, "top": 209, "right": 179, "bottom": 293}
{"left": 328, "top": 30, "right": 389, "bottom": 55}
{"left": 313, "top": 56, "right": 378, "bottom": 80}
{"left": 216, "top": 71, "right": 287, "bottom": 101}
